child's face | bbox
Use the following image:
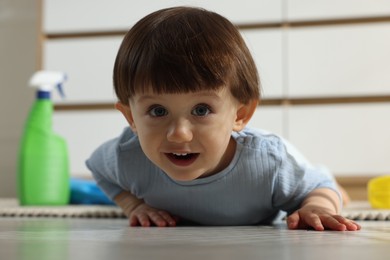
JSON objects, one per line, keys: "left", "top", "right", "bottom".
{"left": 116, "top": 87, "right": 253, "bottom": 181}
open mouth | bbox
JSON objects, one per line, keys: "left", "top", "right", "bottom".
{"left": 166, "top": 153, "right": 199, "bottom": 166}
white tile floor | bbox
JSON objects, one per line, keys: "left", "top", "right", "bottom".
{"left": 0, "top": 218, "right": 389, "bottom": 260}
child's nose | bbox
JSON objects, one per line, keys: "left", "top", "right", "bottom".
{"left": 167, "top": 118, "right": 193, "bottom": 143}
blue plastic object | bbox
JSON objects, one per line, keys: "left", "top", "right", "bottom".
{"left": 70, "top": 178, "right": 114, "bottom": 205}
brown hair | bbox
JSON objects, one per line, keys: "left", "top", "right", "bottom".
{"left": 113, "top": 6, "right": 260, "bottom": 105}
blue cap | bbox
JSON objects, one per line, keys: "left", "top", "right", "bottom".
{"left": 37, "top": 90, "right": 51, "bottom": 99}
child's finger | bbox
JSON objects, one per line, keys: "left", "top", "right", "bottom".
{"left": 286, "top": 211, "right": 300, "bottom": 229}
{"left": 129, "top": 214, "right": 148, "bottom": 227}
{"left": 134, "top": 213, "right": 151, "bottom": 227}
{"left": 146, "top": 211, "right": 168, "bottom": 227}
{"left": 158, "top": 210, "right": 177, "bottom": 227}
{"left": 129, "top": 215, "right": 139, "bottom": 227}
{"left": 319, "top": 215, "right": 346, "bottom": 231}
{"left": 333, "top": 215, "right": 361, "bottom": 231}
{"left": 304, "top": 213, "right": 324, "bottom": 231}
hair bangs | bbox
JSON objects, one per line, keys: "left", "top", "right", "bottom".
{"left": 132, "top": 46, "right": 231, "bottom": 96}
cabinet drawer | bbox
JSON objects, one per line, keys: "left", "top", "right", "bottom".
{"left": 287, "top": 0, "right": 390, "bottom": 20}
{"left": 44, "top": 37, "right": 122, "bottom": 104}
{"left": 241, "top": 29, "right": 284, "bottom": 98}
{"left": 44, "top": 29, "right": 285, "bottom": 103}
{"left": 288, "top": 23, "right": 390, "bottom": 97}
{"left": 287, "top": 104, "right": 390, "bottom": 175}
{"left": 248, "top": 106, "right": 285, "bottom": 137}
{"left": 53, "top": 110, "right": 126, "bottom": 176}
{"left": 44, "top": 0, "right": 282, "bottom": 33}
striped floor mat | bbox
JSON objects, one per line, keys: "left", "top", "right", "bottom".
{"left": 0, "top": 199, "right": 389, "bottom": 220}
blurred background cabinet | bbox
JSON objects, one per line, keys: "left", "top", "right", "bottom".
{"left": 40, "top": 0, "right": 390, "bottom": 200}
{"left": 43, "top": 0, "right": 286, "bottom": 176}
{"left": 43, "top": 0, "right": 283, "bottom": 33}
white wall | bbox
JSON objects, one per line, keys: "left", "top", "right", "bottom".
{"left": 0, "top": 0, "right": 39, "bottom": 197}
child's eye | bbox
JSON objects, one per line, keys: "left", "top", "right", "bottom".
{"left": 192, "top": 104, "right": 212, "bottom": 117}
{"left": 148, "top": 106, "right": 168, "bottom": 117}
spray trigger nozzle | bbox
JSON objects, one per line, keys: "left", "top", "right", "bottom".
{"left": 29, "top": 71, "right": 67, "bottom": 99}
{"left": 57, "top": 84, "right": 65, "bottom": 98}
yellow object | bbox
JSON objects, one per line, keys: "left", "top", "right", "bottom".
{"left": 368, "top": 175, "right": 390, "bottom": 209}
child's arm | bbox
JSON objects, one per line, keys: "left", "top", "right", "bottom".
{"left": 286, "top": 188, "right": 361, "bottom": 231}
{"left": 113, "top": 191, "right": 178, "bottom": 227}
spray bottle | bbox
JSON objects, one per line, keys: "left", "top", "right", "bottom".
{"left": 18, "top": 71, "right": 70, "bottom": 205}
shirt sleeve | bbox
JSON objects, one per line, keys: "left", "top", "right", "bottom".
{"left": 85, "top": 138, "right": 124, "bottom": 200}
{"left": 270, "top": 138, "right": 341, "bottom": 215}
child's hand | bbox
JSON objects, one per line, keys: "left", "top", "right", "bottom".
{"left": 129, "top": 203, "right": 179, "bottom": 227}
{"left": 286, "top": 205, "right": 361, "bottom": 231}
{"left": 113, "top": 191, "right": 178, "bottom": 227}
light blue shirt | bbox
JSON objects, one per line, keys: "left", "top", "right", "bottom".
{"left": 86, "top": 127, "right": 339, "bottom": 225}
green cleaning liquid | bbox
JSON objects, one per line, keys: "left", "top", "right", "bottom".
{"left": 18, "top": 71, "right": 70, "bottom": 205}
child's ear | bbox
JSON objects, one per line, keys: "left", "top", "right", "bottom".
{"left": 233, "top": 99, "right": 258, "bottom": 132}
{"left": 115, "top": 102, "right": 137, "bottom": 133}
